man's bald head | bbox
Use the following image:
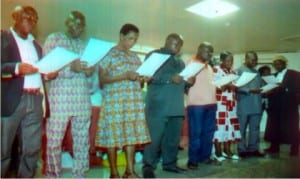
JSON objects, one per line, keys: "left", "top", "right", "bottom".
{"left": 12, "top": 5, "right": 38, "bottom": 22}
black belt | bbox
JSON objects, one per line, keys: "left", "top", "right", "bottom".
{"left": 23, "top": 88, "right": 42, "bottom": 95}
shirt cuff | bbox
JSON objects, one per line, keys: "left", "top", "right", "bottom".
{"left": 15, "top": 63, "right": 19, "bottom": 75}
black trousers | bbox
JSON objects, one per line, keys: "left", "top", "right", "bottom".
{"left": 143, "top": 116, "right": 183, "bottom": 169}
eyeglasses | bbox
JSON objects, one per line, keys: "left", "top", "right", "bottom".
{"left": 69, "top": 18, "right": 85, "bottom": 27}
{"left": 22, "top": 14, "right": 38, "bottom": 24}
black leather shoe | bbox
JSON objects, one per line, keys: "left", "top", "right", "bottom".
{"left": 264, "top": 147, "right": 279, "bottom": 154}
{"left": 163, "top": 166, "right": 187, "bottom": 174}
{"left": 178, "top": 146, "right": 184, "bottom": 150}
{"left": 187, "top": 162, "right": 198, "bottom": 170}
{"left": 249, "top": 150, "right": 265, "bottom": 157}
{"left": 204, "top": 159, "right": 222, "bottom": 166}
{"left": 238, "top": 152, "right": 249, "bottom": 158}
{"left": 143, "top": 167, "right": 155, "bottom": 178}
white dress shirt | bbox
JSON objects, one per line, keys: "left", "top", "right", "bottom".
{"left": 10, "top": 27, "right": 42, "bottom": 89}
{"left": 276, "top": 68, "right": 287, "bottom": 83}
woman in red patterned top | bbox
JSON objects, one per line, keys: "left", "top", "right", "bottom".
{"left": 212, "top": 51, "right": 241, "bottom": 161}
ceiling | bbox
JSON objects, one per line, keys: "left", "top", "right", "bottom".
{"left": 1, "top": 0, "right": 300, "bottom": 55}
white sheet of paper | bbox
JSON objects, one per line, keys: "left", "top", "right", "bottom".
{"left": 35, "top": 47, "right": 79, "bottom": 74}
{"left": 136, "top": 53, "right": 170, "bottom": 77}
{"left": 262, "top": 75, "right": 280, "bottom": 84}
{"left": 81, "top": 38, "right": 115, "bottom": 67}
{"left": 24, "top": 73, "right": 42, "bottom": 88}
{"left": 233, "top": 72, "right": 257, "bottom": 87}
{"left": 179, "top": 62, "right": 205, "bottom": 80}
{"left": 261, "top": 83, "right": 279, "bottom": 93}
{"left": 212, "top": 74, "right": 239, "bottom": 88}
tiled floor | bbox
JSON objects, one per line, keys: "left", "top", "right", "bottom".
{"left": 33, "top": 141, "right": 300, "bottom": 178}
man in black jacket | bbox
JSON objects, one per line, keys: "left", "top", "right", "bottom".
{"left": 264, "top": 56, "right": 300, "bottom": 156}
{"left": 1, "top": 5, "right": 56, "bottom": 177}
{"left": 142, "top": 33, "right": 194, "bottom": 178}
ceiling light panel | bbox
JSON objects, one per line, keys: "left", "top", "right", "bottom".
{"left": 186, "top": 0, "right": 239, "bottom": 18}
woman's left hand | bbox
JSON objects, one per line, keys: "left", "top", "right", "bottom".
{"left": 138, "top": 76, "right": 152, "bottom": 83}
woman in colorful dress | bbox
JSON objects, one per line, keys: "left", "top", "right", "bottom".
{"left": 96, "top": 23, "right": 151, "bottom": 178}
{"left": 212, "top": 51, "right": 241, "bottom": 161}
{"left": 43, "top": 11, "right": 93, "bottom": 178}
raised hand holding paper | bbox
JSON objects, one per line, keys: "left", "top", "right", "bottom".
{"left": 261, "top": 75, "right": 280, "bottom": 93}
{"left": 35, "top": 46, "right": 79, "bottom": 74}
{"left": 81, "top": 38, "right": 115, "bottom": 67}
{"left": 179, "top": 62, "right": 205, "bottom": 80}
{"left": 136, "top": 52, "right": 170, "bottom": 77}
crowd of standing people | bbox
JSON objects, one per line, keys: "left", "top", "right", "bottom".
{"left": 1, "top": 5, "right": 299, "bottom": 178}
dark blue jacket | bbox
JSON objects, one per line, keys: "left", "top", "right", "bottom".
{"left": 145, "top": 48, "right": 186, "bottom": 118}
{"left": 1, "top": 30, "right": 49, "bottom": 117}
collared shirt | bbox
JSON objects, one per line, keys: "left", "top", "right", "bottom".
{"left": 276, "top": 68, "right": 287, "bottom": 83}
{"left": 10, "top": 27, "right": 42, "bottom": 89}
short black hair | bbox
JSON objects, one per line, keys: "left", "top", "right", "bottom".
{"left": 65, "top": 10, "right": 86, "bottom": 26}
{"left": 245, "top": 51, "right": 258, "bottom": 60}
{"left": 198, "top": 42, "right": 214, "bottom": 52}
{"left": 165, "top": 33, "right": 183, "bottom": 45}
{"left": 220, "top": 51, "right": 232, "bottom": 61}
{"left": 258, "top": 65, "right": 271, "bottom": 75}
{"left": 120, "top": 23, "right": 139, "bottom": 35}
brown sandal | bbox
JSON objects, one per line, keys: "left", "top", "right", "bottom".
{"left": 110, "top": 173, "right": 120, "bottom": 178}
{"left": 122, "top": 171, "right": 140, "bottom": 178}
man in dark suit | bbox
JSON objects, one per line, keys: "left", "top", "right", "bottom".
{"left": 1, "top": 5, "right": 56, "bottom": 177}
{"left": 264, "top": 56, "right": 300, "bottom": 156}
{"left": 142, "top": 33, "right": 194, "bottom": 178}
